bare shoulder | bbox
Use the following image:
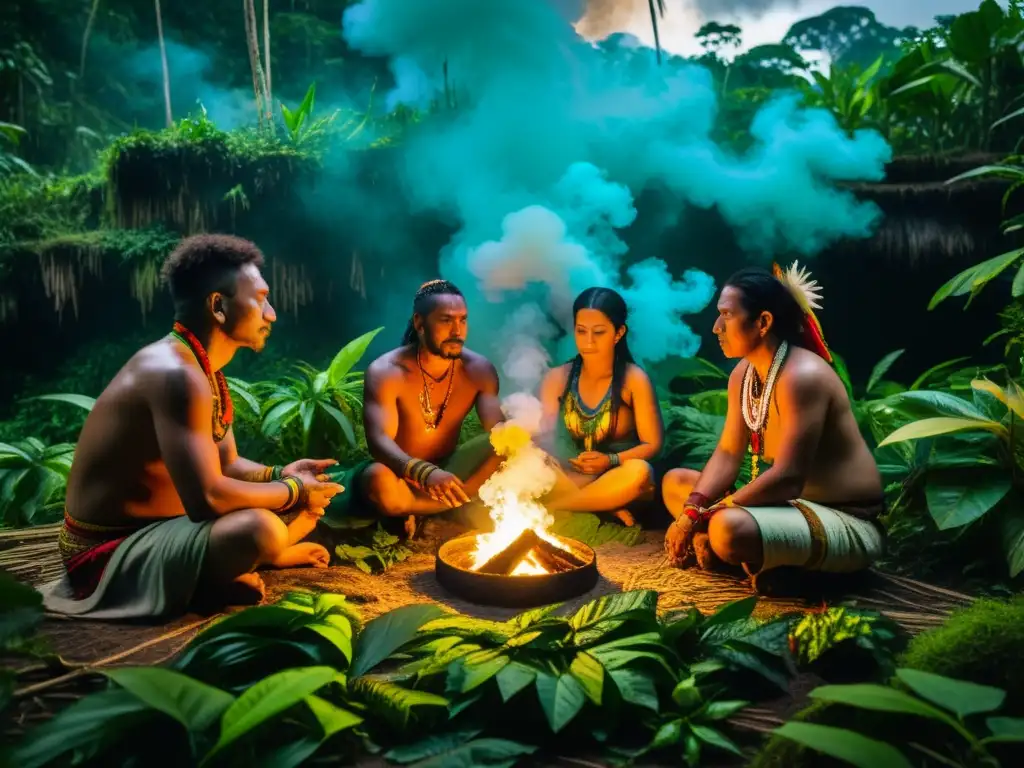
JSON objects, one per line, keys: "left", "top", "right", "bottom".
{"left": 779, "top": 347, "right": 839, "bottom": 399}
{"left": 133, "top": 339, "right": 210, "bottom": 409}
{"left": 540, "top": 362, "right": 572, "bottom": 392}
{"left": 365, "top": 348, "right": 411, "bottom": 387}
{"left": 458, "top": 348, "right": 499, "bottom": 386}
{"left": 624, "top": 363, "right": 654, "bottom": 390}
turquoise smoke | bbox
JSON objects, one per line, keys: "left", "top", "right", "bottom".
{"left": 341, "top": 0, "right": 891, "bottom": 379}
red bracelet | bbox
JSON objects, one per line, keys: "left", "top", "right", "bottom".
{"left": 683, "top": 505, "right": 701, "bottom": 523}
{"left": 685, "top": 491, "right": 709, "bottom": 509}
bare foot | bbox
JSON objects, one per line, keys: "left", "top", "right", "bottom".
{"left": 612, "top": 509, "right": 636, "bottom": 527}
{"left": 404, "top": 514, "right": 418, "bottom": 539}
{"left": 693, "top": 532, "right": 715, "bottom": 570}
{"left": 270, "top": 542, "right": 330, "bottom": 569}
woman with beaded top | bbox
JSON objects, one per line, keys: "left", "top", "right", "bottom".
{"left": 662, "top": 263, "right": 885, "bottom": 595}
{"left": 537, "top": 287, "right": 664, "bottom": 526}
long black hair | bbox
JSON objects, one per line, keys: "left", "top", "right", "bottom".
{"left": 561, "top": 286, "right": 636, "bottom": 442}
{"left": 401, "top": 279, "right": 464, "bottom": 346}
{"left": 723, "top": 266, "right": 805, "bottom": 346}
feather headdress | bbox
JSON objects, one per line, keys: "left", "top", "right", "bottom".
{"left": 772, "top": 261, "right": 833, "bottom": 363}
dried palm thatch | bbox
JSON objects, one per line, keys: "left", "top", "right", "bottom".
{"left": 833, "top": 152, "right": 1024, "bottom": 265}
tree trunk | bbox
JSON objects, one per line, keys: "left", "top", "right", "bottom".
{"left": 79, "top": 0, "right": 103, "bottom": 79}
{"left": 243, "top": 0, "right": 269, "bottom": 127}
{"left": 647, "top": 0, "right": 664, "bottom": 65}
{"left": 155, "top": 0, "right": 173, "bottom": 127}
{"left": 263, "top": 0, "right": 272, "bottom": 120}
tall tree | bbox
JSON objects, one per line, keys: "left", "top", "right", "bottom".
{"left": 155, "top": 0, "right": 172, "bottom": 128}
{"left": 648, "top": 0, "right": 665, "bottom": 65}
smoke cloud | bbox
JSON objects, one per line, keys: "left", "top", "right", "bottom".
{"left": 340, "top": 0, "right": 889, "bottom": 392}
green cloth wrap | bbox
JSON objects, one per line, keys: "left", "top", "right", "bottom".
{"left": 40, "top": 515, "right": 214, "bottom": 620}
{"left": 320, "top": 432, "right": 495, "bottom": 528}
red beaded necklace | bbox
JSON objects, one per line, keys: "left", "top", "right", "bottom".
{"left": 170, "top": 321, "right": 233, "bottom": 441}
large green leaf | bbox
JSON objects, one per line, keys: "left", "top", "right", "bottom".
{"left": 984, "top": 716, "right": 1024, "bottom": 743}
{"left": 351, "top": 603, "right": 447, "bottom": 677}
{"left": 999, "top": 505, "right": 1024, "bottom": 578}
{"left": 10, "top": 689, "right": 154, "bottom": 768}
{"left": 809, "top": 683, "right": 957, "bottom": 724}
{"left": 394, "top": 737, "right": 537, "bottom": 768}
{"left": 496, "top": 661, "right": 537, "bottom": 702}
{"left": 924, "top": 469, "right": 1012, "bottom": 530}
{"left": 0, "top": 570, "right": 43, "bottom": 647}
{"left": 894, "top": 669, "right": 1005, "bottom": 719}
{"left": 304, "top": 694, "right": 363, "bottom": 739}
{"left": 327, "top": 326, "right": 384, "bottom": 386}
{"left": 774, "top": 722, "right": 912, "bottom": 768}
{"left": 928, "top": 249, "right": 1024, "bottom": 309}
{"left": 21, "top": 393, "right": 96, "bottom": 412}
{"left": 568, "top": 651, "right": 604, "bottom": 705}
{"left": 383, "top": 730, "right": 483, "bottom": 764}
{"left": 608, "top": 667, "right": 659, "bottom": 712}
{"left": 320, "top": 401, "right": 357, "bottom": 446}
{"left": 348, "top": 677, "right": 447, "bottom": 730}
{"left": 534, "top": 671, "right": 587, "bottom": 733}
{"left": 202, "top": 666, "right": 339, "bottom": 763}
{"left": 102, "top": 666, "right": 234, "bottom": 732}
{"left": 700, "top": 596, "right": 758, "bottom": 635}
{"left": 866, "top": 350, "right": 904, "bottom": 395}
{"left": 879, "top": 417, "right": 1006, "bottom": 447}
{"left": 568, "top": 589, "right": 658, "bottom": 633}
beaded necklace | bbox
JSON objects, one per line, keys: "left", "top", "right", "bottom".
{"left": 740, "top": 340, "right": 788, "bottom": 479}
{"left": 417, "top": 347, "right": 455, "bottom": 432}
{"left": 170, "top": 321, "right": 234, "bottom": 442}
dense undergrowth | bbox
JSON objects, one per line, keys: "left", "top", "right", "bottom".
{"left": 2, "top": 569, "right": 1022, "bottom": 767}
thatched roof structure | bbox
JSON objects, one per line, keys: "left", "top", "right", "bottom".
{"left": 835, "top": 153, "right": 1024, "bottom": 264}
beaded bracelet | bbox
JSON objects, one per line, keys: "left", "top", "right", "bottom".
{"left": 278, "top": 476, "right": 304, "bottom": 511}
{"left": 404, "top": 458, "right": 439, "bottom": 486}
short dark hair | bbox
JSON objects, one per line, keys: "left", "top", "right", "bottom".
{"left": 161, "top": 234, "right": 266, "bottom": 312}
{"left": 401, "top": 279, "right": 464, "bottom": 345}
{"left": 723, "top": 266, "right": 804, "bottom": 345}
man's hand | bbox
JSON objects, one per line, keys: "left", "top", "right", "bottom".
{"left": 423, "top": 469, "right": 471, "bottom": 508}
{"left": 282, "top": 458, "right": 338, "bottom": 479}
{"left": 291, "top": 472, "right": 344, "bottom": 509}
{"left": 569, "top": 451, "right": 611, "bottom": 475}
{"left": 664, "top": 515, "right": 697, "bottom": 566}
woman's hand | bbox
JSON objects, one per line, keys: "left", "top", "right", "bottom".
{"left": 664, "top": 514, "right": 697, "bottom": 566}
{"left": 569, "top": 451, "right": 612, "bottom": 475}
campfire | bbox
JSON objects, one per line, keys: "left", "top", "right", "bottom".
{"left": 435, "top": 415, "right": 598, "bottom": 607}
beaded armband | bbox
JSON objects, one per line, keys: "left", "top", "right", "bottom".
{"left": 404, "top": 458, "right": 439, "bottom": 486}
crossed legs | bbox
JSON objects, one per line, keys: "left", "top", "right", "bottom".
{"left": 543, "top": 459, "right": 654, "bottom": 526}
{"left": 196, "top": 507, "right": 329, "bottom": 608}
{"left": 661, "top": 468, "right": 765, "bottom": 570}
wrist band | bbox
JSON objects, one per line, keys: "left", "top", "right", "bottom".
{"left": 608, "top": 453, "right": 620, "bottom": 468}
{"left": 686, "top": 491, "right": 709, "bottom": 509}
{"left": 405, "top": 458, "right": 439, "bottom": 486}
{"left": 278, "top": 476, "right": 304, "bottom": 511}
{"left": 271, "top": 465, "right": 283, "bottom": 481}
{"left": 682, "top": 505, "right": 701, "bottom": 523}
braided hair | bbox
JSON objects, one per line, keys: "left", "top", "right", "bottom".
{"left": 560, "top": 287, "right": 636, "bottom": 442}
{"left": 402, "top": 279, "right": 465, "bottom": 345}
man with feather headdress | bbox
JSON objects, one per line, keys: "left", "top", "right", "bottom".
{"left": 662, "top": 263, "right": 886, "bottom": 595}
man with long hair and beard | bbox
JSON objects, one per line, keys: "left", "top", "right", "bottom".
{"left": 662, "top": 263, "right": 886, "bottom": 595}
{"left": 323, "top": 280, "right": 505, "bottom": 537}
